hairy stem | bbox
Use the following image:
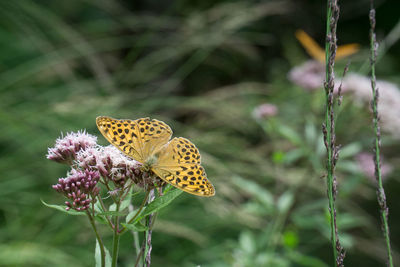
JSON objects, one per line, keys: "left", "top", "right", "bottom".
{"left": 144, "top": 189, "right": 156, "bottom": 267}
{"left": 369, "top": 3, "right": 394, "bottom": 266}
{"left": 323, "top": 0, "right": 345, "bottom": 265}
{"left": 86, "top": 211, "right": 106, "bottom": 267}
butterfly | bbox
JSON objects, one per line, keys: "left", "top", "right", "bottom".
{"left": 96, "top": 116, "right": 215, "bottom": 197}
{"left": 295, "top": 29, "right": 360, "bottom": 63}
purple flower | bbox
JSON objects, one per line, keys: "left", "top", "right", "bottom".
{"left": 53, "top": 169, "right": 100, "bottom": 211}
{"left": 252, "top": 103, "right": 278, "bottom": 120}
{"left": 47, "top": 131, "right": 97, "bottom": 164}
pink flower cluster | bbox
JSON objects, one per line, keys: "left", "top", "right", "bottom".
{"left": 47, "top": 130, "right": 148, "bottom": 211}
{"left": 52, "top": 169, "right": 100, "bottom": 211}
{"left": 47, "top": 131, "right": 97, "bottom": 163}
{"left": 76, "top": 145, "right": 142, "bottom": 186}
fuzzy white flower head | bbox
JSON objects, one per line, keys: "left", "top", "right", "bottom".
{"left": 76, "top": 145, "right": 142, "bottom": 186}
{"left": 47, "top": 130, "right": 98, "bottom": 163}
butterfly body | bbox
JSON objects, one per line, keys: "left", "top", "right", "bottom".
{"left": 96, "top": 116, "right": 215, "bottom": 197}
{"left": 141, "top": 155, "right": 158, "bottom": 172}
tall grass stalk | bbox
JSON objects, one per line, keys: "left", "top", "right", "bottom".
{"left": 369, "top": 2, "right": 394, "bottom": 266}
{"left": 323, "top": 0, "right": 345, "bottom": 266}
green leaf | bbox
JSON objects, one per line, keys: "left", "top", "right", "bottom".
{"left": 41, "top": 199, "right": 84, "bottom": 216}
{"left": 95, "top": 240, "right": 112, "bottom": 267}
{"left": 94, "top": 215, "right": 108, "bottom": 225}
{"left": 109, "top": 203, "right": 116, "bottom": 212}
{"left": 126, "top": 209, "right": 140, "bottom": 223}
{"left": 119, "top": 196, "right": 132, "bottom": 211}
{"left": 134, "top": 188, "right": 183, "bottom": 222}
{"left": 277, "top": 124, "right": 302, "bottom": 145}
{"left": 121, "top": 222, "right": 149, "bottom": 232}
{"left": 232, "top": 176, "right": 274, "bottom": 210}
{"left": 96, "top": 211, "right": 126, "bottom": 216}
{"left": 340, "top": 142, "right": 362, "bottom": 158}
{"left": 277, "top": 192, "right": 294, "bottom": 213}
{"left": 239, "top": 231, "right": 256, "bottom": 254}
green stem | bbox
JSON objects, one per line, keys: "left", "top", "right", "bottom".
{"left": 134, "top": 245, "right": 144, "bottom": 267}
{"left": 86, "top": 211, "right": 106, "bottom": 267}
{"left": 119, "top": 190, "right": 151, "bottom": 235}
{"left": 129, "top": 204, "right": 142, "bottom": 257}
{"left": 97, "top": 195, "right": 114, "bottom": 229}
{"left": 369, "top": 4, "right": 394, "bottom": 267}
{"left": 111, "top": 201, "right": 121, "bottom": 267}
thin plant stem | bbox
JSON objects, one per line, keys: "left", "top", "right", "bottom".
{"left": 129, "top": 204, "right": 142, "bottom": 257}
{"left": 323, "top": 0, "right": 345, "bottom": 265}
{"left": 111, "top": 201, "right": 121, "bottom": 267}
{"left": 86, "top": 210, "right": 106, "bottom": 267}
{"left": 120, "top": 189, "right": 151, "bottom": 235}
{"left": 134, "top": 244, "right": 145, "bottom": 267}
{"left": 97, "top": 195, "right": 114, "bottom": 228}
{"left": 369, "top": 3, "right": 394, "bottom": 266}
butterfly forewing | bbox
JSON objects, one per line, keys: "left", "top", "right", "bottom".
{"left": 152, "top": 137, "right": 215, "bottom": 196}
{"left": 96, "top": 116, "right": 172, "bottom": 163}
{"left": 135, "top": 118, "right": 173, "bottom": 159}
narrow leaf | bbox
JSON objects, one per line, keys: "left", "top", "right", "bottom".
{"left": 121, "top": 222, "right": 149, "bottom": 232}
{"left": 41, "top": 199, "right": 84, "bottom": 216}
{"left": 135, "top": 188, "right": 183, "bottom": 222}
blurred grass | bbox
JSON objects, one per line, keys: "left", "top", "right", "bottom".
{"left": 0, "top": 0, "right": 399, "bottom": 266}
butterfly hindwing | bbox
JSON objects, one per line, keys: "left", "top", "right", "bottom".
{"left": 152, "top": 137, "right": 215, "bottom": 196}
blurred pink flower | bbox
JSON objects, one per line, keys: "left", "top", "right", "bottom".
{"left": 288, "top": 60, "right": 347, "bottom": 93}
{"left": 343, "top": 73, "right": 400, "bottom": 139}
{"left": 355, "top": 152, "right": 392, "bottom": 182}
{"left": 252, "top": 103, "right": 278, "bottom": 119}
{"left": 288, "top": 60, "right": 325, "bottom": 91}
{"left": 47, "top": 130, "right": 97, "bottom": 163}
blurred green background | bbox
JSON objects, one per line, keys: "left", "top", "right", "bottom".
{"left": 0, "top": 0, "right": 399, "bottom": 266}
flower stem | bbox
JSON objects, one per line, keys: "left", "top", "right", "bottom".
{"left": 129, "top": 204, "right": 142, "bottom": 257}
{"left": 323, "top": 0, "right": 345, "bottom": 265}
{"left": 97, "top": 195, "right": 114, "bottom": 228}
{"left": 86, "top": 210, "right": 106, "bottom": 267}
{"left": 111, "top": 201, "right": 121, "bottom": 267}
{"left": 369, "top": 3, "right": 394, "bottom": 266}
{"left": 119, "top": 190, "right": 151, "bottom": 235}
